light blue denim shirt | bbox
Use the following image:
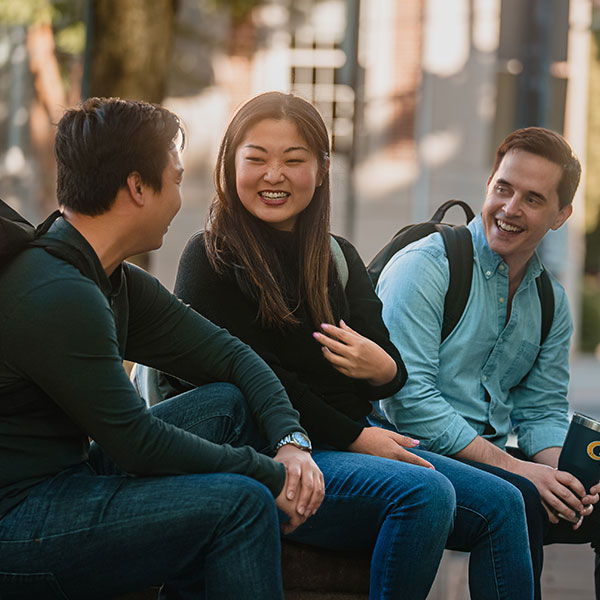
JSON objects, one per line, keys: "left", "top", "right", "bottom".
{"left": 376, "top": 214, "right": 572, "bottom": 457}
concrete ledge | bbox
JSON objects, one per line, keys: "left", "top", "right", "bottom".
{"left": 113, "top": 540, "right": 371, "bottom": 599}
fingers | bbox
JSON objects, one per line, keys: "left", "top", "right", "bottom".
{"left": 275, "top": 485, "right": 307, "bottom": 535}
{"left": 295, "top": 465, "right": 325, "bottom": 517}
{"left": 284, "top": 460, "right": 301, "bottom": 502}
{"left": 589, "top": 482, "right": 600, "bottom": 496}
{"left": 320, "top": 322, "right": 357, "bottom": 343}
{"left": 543, "top": 502, "right": 560, "bottom": 524}
{"left": 581, "top": 491, "right": 600, "bottom": 506}
{"left": 312, "top": 330, "right": 351, "bottom": 358}
{"left": 395, "top": 448, "right": 435, "bottom": 469}
{"left": 348, "top": 427, "right": 433, "bottom": 468}
{"left": 541, "top": 482, "right": 584, "bottom": 522}
{"left": 274, "top": 446, "right": 325, "bottom": 519}
{"left": 278, "top": 507, "right": 305, "bottom": 535}
{"left": 555, "top": 470, "right": 587, "bottom": 500}
{"left": 390, "top": 431, "right": 422, "bottom": 449}
{"left": 339, "top": 319, "right": 358, "bottom": 334}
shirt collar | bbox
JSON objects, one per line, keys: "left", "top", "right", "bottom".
{"left": 468, "top": 213, "right": 544, "bottom": 283}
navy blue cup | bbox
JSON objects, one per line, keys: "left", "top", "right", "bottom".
{"left": 558, "top": 413, "right": 600, "bottom": 492}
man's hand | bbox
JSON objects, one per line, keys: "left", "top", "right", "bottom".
{"left": 273, "top": 444, "right": 325, "bottom": 533}
{"left": 529, "top": 446, "right": 598, "bottom": 527}
{"left": 348, "top": 427, "right": 434, "bottom": 469}
{"left": 275, "top": 480, "right": 308, "bottom": 535}
{"left": 513, "top": 459, "right": 593, "bottom": 526}
{"left": 454, "top": 437, "right": 596, "bottom": 529}
{"left": 313, "top": 320, "right": 397, "bottom": 386}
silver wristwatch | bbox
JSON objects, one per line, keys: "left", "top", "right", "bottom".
{"left": 275, "top": 431, "right": 312, "bottom": 452}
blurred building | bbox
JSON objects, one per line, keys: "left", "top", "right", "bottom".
{"left": 172, "top": 0, "right": 590, "bottom": 336}
{"left": 0, "top": 0, "right": 592, "bottom": 338}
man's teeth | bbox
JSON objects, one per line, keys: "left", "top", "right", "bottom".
{"left": 260, "top": 191, "right": 288, "bottom": 199}
{"left": 497, "top": 219, "right": 522, "bottom": 233}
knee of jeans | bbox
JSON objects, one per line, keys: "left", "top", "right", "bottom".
{"left": 226, "top": 475, "right": 276, "bottom": 509}
{"left": 488, "top": 478, "right": 529, "bottom": 521}
{"left": 224, "top": 476, "right": 279, "bottom": 527}
{"left": 410, "top": 469, "right": 456, "bottom": 521}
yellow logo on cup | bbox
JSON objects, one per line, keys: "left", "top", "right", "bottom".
{"left": 587, "top": 441, "right": 600, "bottom": 461}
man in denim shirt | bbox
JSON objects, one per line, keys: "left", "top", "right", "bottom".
{"left": 377, "top": 127, "right": 600, "bottom": 598}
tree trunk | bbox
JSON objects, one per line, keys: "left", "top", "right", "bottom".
{"left": 89, "top": 0, "right": 177, "bottom": 103}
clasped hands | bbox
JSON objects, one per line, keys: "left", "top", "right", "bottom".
{"left": 274, "top": 444, "right": 325, "bottom": 534}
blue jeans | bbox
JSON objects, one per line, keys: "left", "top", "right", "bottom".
{"left": 0, "top": 384, "right": 283, "bottom": 600}
{"left": 459, "top": 450, "right": 600, "bottom": 600}
{"left": 367, "top": 415, "right": 534, "bottom": 599}
{"left": 286, "top": 450, "right": 456, "bottom": 599}
{"left": 411, "top": 449, "right": 535, "bottom": 600}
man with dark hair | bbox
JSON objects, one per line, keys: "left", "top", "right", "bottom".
{"left": 0, "top": 97, "right": 324, "bottom": 599}
{"left": 376, "top": 126, "right": 600, "bottom": 597}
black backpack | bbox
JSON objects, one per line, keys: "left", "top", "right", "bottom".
{"left": 367, "top": 199, "right": 555, "bottom": 345}
{"left": 0, "top": 199, "right": 96, "bottom": 282}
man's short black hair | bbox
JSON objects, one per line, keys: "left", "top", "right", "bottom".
{"left": 55, "top": 97, "right": 184, "bottom": 215}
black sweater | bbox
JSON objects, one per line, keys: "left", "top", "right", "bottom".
{"left": 174, "top": 229, "right": 407, "bottom": 449}
{"left": 0, "top": 219, "right": 303, "bottom": 515}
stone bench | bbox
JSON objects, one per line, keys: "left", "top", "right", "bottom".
{"left": 113, "top": 539, "right": 371, "bottom": 599}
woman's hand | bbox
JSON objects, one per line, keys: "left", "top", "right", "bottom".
{"left": 274, "top": 444, "right": 325, "bottom": 533}
{"left": 348, "top": 427, "right": 435, "bottom": 469}
{"left": 313, "top": 320, "right": 397, "bottom": 385}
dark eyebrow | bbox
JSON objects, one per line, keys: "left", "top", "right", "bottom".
{"left": 242, "top": 144, "right": 309, "bottom": 153}
{"left": 496, "top": 178, "right": 546, "bottom": 202}
{"left": 284, "top": 146, "right": 309, "bottom": 153}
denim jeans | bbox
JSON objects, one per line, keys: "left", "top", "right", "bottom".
{"left": 0, "top": 384, "right": 283, "bottom": 600}
{"left": 458, "top": 451, "right": 600, "bottom": 600}
{"left": 286, "top": 449, "right": 456, "bottom": 599}
{"left": 367, "top": 416, "right": 534, "bottom": 599}
{"left": 410, "top": 449, "right": 535, "bottom": 600}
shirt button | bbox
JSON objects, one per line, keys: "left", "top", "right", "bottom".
{"left": 499, "top": 265, "right": 505, "bottom": 271}
{"left": 486, "top": 270, "right": 492, "bottom": 277}
{"left": 498, "top": 338, "right": 503, "bottom": 344}
{"left": 499, "top": 297, "right": 505, "bottom": 303}
{"left": 483, "top": 375, "right": 488, "bottom": 382}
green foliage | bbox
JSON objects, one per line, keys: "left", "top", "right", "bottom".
{"left": 586, "top": 30, "right": 600, "bottom": 272}
{"left": 207, "top": 0, "right": 264, "bottom": 24}
{"left": 55, "top": 21, "right": 85, "bottom": 55}
{"left": 581, "top": 276, "right": 600, "bottom": 353}
{"left": 0, "top": 0, "right": 54, "bottom": 26}
{"left": 0, "top": 0, "right": 85, "bottom": 55}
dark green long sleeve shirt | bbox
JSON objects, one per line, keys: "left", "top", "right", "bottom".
{"left": 0, "top": 218, "right": 302, "bottom": 516}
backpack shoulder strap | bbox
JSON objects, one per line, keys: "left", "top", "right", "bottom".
{"left": 330, "top": 235, "right": 349, "bottom": 289}
{"left": 437, "top": 224, "right": 473, "bottom": 342}
{"left": 535, "top": 267, "right": 555, "bottom": 346}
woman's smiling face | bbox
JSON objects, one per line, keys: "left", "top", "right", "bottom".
{"left": 234, "top": 118, "right": 321, "bottom": 231}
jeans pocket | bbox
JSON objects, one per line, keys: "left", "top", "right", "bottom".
{"left": 0, "top": 571, "right": 69, "bottom": 599}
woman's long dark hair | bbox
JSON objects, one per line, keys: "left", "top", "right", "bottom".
{"left": 205, "top": 91, "right": 333, "bottom": 328}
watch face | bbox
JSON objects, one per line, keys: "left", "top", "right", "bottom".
{"left": 292, "top": 432, "right": 311, "bottom": 449}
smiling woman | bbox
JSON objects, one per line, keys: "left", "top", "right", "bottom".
{"left": 234, "top": 118, "right": 321, "bottom": 232}
{"left": 168, "top": 91, "right": 462, "bottom": 599}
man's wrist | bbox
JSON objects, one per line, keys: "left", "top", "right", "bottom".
{"left": 275, "top": 431, "right": 312, "bottom": 452}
